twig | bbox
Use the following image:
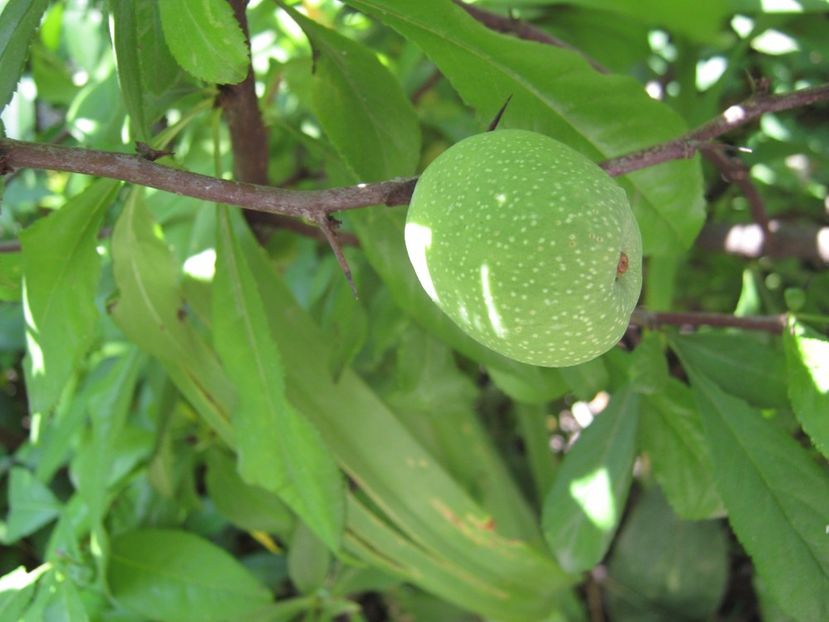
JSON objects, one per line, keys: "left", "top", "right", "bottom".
{"left": 0, "top": 139, "right": 417, "bottom": 217}
{"left": 315, "top": 214, "right": 358, "bottom": 298}
{"left": 701, "top": 145, "right": 771, "bottom": 237}
{"left": 453, "top": 0, "right": 609, "bottom": 74}
{"left": 601, "top": 83, "right": 829, "bottom": 176}
{"left": 630, "top": 309, "right": 786, "bottom": 334}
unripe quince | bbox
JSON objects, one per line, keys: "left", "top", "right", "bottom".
{"left": 404, "top": 129, "right": 642, "bottom": 367}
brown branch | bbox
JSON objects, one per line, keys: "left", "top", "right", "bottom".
{"left": 453, "top": 0, "right": 609, "bottom": 74}
{"left": 0, "top": 139, "right": 416, "bottom": 218}
{"left": 701, "top": 146, "right": 771, "bottom": 237}
{"left": 601, "top": 83, "right": 829, "bottom": 176}
{"left": 315, "top": 214, "right": 358, "bottom": 298}
{"left": 630, "top": 309, "right": 786, "bottom": 334}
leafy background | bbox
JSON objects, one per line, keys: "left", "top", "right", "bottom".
{"left": 1, "top": 0, "right": 828, "bottom": 621}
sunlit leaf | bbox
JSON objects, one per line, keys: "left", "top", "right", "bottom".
{"left": 21, "top": 179, "right": 119, "bottom": 414}
{"left": 158, "top": 0, "right": 248, "bottom": 85}
{"left": 784, "top": 319, "right": 829, "bottom": 458}
{"left": 542, "top": 388, "right": 640, "bottom": 573}
{"left": 0, "top": 0, "right": 49, "bottom": 111}
{"left": 109, "top": 529, "right": 273, "bottom": 622}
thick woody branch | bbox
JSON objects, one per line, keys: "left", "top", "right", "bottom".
{"left": 0, "top": 139, "right": 416, "bottom": 217}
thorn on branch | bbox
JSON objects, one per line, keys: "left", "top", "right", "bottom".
{"left": 135, "top": 142, "right": 175, "bottom": 162}
{"left": 316, "top": 213, "right": 358, "bottom": 299}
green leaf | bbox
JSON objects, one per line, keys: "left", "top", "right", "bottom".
{"left": 606, "top": 487, "right": 728, "bottom": 621}
{"left": 158, "top": 0, "right": 248, "bottom": 85}
{"left": 110, "top": 189, "right": 235, "bottom": 444}
{"left": 238, "top": 223, "right": 571, "bottom": 620}
{"left": 287, "top": 522, "right": 330, "bottom": 594}
{"left": 279, "top": 2, "right": 420, "bottom": 181}
{"left": 542, "top": 388, "right": 640, "bottom": 573}
{"left": 534, "top": 0, "right": 727, "bottom": 41}
{"left": 204, "top": 450, "right": 294, "bottom": 535}
{"left": 670, "top": 332, "right": 789, "bottom": 409}
{"left": 3, "top": 468, "right": 61, "bottom": 543}
{"left": 213, "top": 207, "right": 344, "bottom": 551}
{"left": 784, "top": 319, "right": 829, "bottom": 458}
{"left": 0, "top": 565, "right": 49, "bottom": 621}
{"left": 21, "top": 179, "right": 119, "bottom": 414}
{"left": 343, "top": 0, "right": 705, "bottom": 255}
{"left": 72, "top": 349, "right": 144, "bottom": 527}
{"left": 682, "top": 365, "right": 829, "bottom": 622}
{"left": 108, "top": 529, "right": 273, "bottom": 622}
{"left": 640, "top": 379, "right": 722, "bottom": 520}
{"left": 0, "top": 0, "right": 49, "bottom": 112}
{"left": 108, "top": 0, "right": 149, "bottom": 141}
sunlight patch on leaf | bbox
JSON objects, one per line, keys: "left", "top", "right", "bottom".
{"left": 569, "top": 467, "right": 616, "bottom": 531}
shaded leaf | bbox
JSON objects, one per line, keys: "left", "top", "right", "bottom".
{"left": 0, "top": 0, "right": 49, "bottom": 111}
{"left": 204, "top": 450, "right": 294, "bottom": 536}
{"left": 683, "top": 365, "right": 829, "bottom": 622}
{"left": 542, "top": 388, "right": 640, "bottom": 573}
{"left": 158, "top": 0, "right": 248, "bottom": 85}
{"left": 109, "top": 529, "right": 273, "bottom": 622}
{"left": 606, "top": 486, "right": 728, "bottom": 621}
{"left": 670, "top": 332, "right": 788, "bottom": 409}
{"left": 21, "top": 179, "right": 119, "bottom": 414}
{"left": 3, "top": 468, "right": 61, "bottom": 543}
{"left": 784, "top": 319, "right": 829, "bottom": 458}
{"left": 213, "top": 208, "right": 344, "bottom": 551}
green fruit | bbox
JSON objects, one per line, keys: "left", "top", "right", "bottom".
{"left": 404, "top": 129, "right": 642, "bottom": 367}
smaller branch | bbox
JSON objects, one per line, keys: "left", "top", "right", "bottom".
{"left": 630, "top": 309, "right": 786, "bottom": 334}
{"left": 411, "top": 69, "right": 443, "bottom": 104}
{"left": 601, "top": 83, "right": 829, "bottom": 177}
{"left": 701, "top": 145, "right": 771, "bottom": 237}
{"left": 315, "top": 214, "right": 358, "bottom": 298}
{"left": 454, "top": 0, "right": 609, "bottom": 74}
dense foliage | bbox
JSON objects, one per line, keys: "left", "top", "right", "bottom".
{"left": 1, "top": 1, "right": 828, "bottom": 621}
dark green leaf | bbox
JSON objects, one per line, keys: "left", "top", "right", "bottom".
{"left": 606, "top": 487, "right": 728, "bottom": 621}
{"left": 343, "top": 0, "right": 705, "bottom": 255}
{"left": 204, "top": 450, "right": 294, "bottom": 535}
{"left": 670, "top": 332, "right": 788, "bottom": 409}
{"left": 0, "top": 0, "right": 49, "bottom": 112}
{"left": 158, "top": 0, "right": 248, "bottom": 85}
{"left": 784, "top": 319, "right": 829, "bottom": 458}
{"left": 287, "top": 522, "right": 330, "bottom": 594}
{"left": 21, "top": 179, "right": 119, "bottom": 414}
{"left": 3, "top": 468, "right": 61, "bottom": 543}
{"left": 542, "top": 388, "right": 640, "bottom": 573}
{"left": 683, "top": 366, "right": 829, "bottom": 621}
{"left": 640, "top": 379, "right": 723, "bottom": 520}
{"left": 213, "top": 208, "right": 344, "bottom": 551}
{"left": 109, "top": 529, "right": 273, "bottom": 622}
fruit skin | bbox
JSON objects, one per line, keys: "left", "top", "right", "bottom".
{"left": 404, "top": 129, "right": 642, "bottom": 367}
